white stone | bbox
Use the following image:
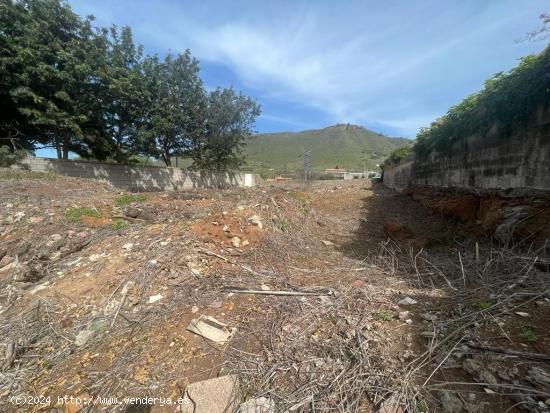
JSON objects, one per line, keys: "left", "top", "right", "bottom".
{"left": 398, "top": 297, "right": 417, "bottom": 306}
{"left": 148, "top": 294, "right": 163, "bottom": 304}
{"left": 247, "top": 215, "right": 263, "bottom": 230}
{"left": 75, "top": 330, "right": 94, "bottom": 346}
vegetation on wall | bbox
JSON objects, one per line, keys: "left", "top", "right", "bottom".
{"left": 414, "top": 46, "right": 550, "bottom": 159}
{"left": 0, "top": 0, "right": 260, "bottom": 171}
{"left": 382, "top": 146, "right": 412, "bottom": 168}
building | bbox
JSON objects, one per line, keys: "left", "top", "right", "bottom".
{"left": 324, "top": 167, "right": 347, "bottom": 179}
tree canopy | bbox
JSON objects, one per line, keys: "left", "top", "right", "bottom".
{"left": 0, "top": 0, "right": 260, "bottom": 170}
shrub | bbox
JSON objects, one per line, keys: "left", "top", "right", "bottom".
{"left": 382, "top": 146, "right": 411, "bottom": 167}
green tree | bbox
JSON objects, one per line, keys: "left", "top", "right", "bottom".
{"left": 137, "top": 51, "right": 206, "bottom": 166}
{"left": 100, "top": 25, "right": 146, "bottom": 162}
{"left": 0, "top": 0, "right": 46, "bottom": 151}
{"left": 189, "top": 87, "right": 260, "bottom": 172}
{"left": 2, "top": 0, "right": 109, "bottom": 159}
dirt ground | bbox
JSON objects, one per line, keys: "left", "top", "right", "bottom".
{"left": 0, "top": 170, "right": 548, "bottom": 413}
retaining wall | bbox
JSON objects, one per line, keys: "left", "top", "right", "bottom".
{"left": 384, "top": 122, "right": 550, "bottom": 193}
{"left": 19, "top": 157, "right": 261, "bottom": 191}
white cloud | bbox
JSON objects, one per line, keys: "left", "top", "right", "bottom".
{"left": 72, "top": 0, "right": 549, "bottom": 136}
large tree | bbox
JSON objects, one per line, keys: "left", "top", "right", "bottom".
{"left": 137, "top": 51, "right": 206, "bottom": 166}
{"left": 0, "top": 0, "right": 46, "bottom": 151}
{"left": 189, "top": 87, "right": 260, "bottom": 172}
{"left": 1, "top": 0, "right": 109, "bottom": 159}
{"left": 99, "top": 25, "right": 146, "bottom": 162}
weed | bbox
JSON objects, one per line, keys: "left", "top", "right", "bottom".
{"left": 289, "top": 191, "right": 312, "bottom": 205}
{"left": 115, "top": 194, "right": 145, "bottom": 206}
{"left": 65, "top": 207, "right": 99, "bottom": 222}
{"left": 276, "top": 218, "right": 290, "bottom": 232}
{"left": 111, "top": 220, "right": 129, "bottom": 230}
{"left": 377, "top": 309, "right": 394, "bottom": 321}
{"left": 519, "top": 325, "right": 538, "bottom": 343}
{"left": 416, "top": 399, "right": 429, "bottom": 413}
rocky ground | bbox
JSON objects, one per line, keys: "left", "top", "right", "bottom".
{"left": 0, "top": 169, "right": 548, "bottom": 413}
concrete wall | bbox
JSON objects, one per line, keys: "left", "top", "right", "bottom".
{"left": 382, "top": 157, "right": 414, "bottom": 192}
{"left": 19, "top": 157, "right": 261, "bottom": 191}
{"left": 383, "top": 121, "right": 550, "bottom": 193}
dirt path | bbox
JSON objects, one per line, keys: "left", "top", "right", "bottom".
{"left": 0, "top": 172, "right": 548, "bottom": 413}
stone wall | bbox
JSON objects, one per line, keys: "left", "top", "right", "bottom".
{"left": 382, "top": 117, "right": 550, "bottom": 243}
{"left": 19, "top": 157, "right": 261, "bottom": 191}
{"left": 383, "top": 122, "right": 550, "bottom": 193}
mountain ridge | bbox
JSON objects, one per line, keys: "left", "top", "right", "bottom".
{"left": 244, "top": 123, "right": 411, "bottom": 176}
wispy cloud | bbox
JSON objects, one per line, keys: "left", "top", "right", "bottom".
{"left": 72, "top": 0, "right": 548, "bottom": 136}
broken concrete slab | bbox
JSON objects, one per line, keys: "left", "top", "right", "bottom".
{"left": 187, "top": 315, "right": 236, "bottom": 344}
{"left": 181, "top": 374, "right": 241, "bottom": 413}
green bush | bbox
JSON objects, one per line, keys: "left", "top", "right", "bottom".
{"left": 382, "top": 146, "right": 411, "bottom": 167}
{"left": 65, "top": 207, "right": 100, "bottom": 222}
{"left": 115, "top": 194, "right": 145, "bottom": 206}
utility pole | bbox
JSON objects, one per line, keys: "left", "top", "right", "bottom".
{"left": 261, "top": 144, "right": 264, "bottom": 177}
{"left": 303, "top": 149, "right": 312, "bottom": 181}
{"left": 361, "top": 150, "right": 367, "bottom": 176}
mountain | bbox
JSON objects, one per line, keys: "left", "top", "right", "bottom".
{"left": 243, "top": 124, "right": 412, "bottom": 176}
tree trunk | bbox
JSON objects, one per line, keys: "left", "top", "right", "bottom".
{"left": 62, "top": 135, "right": 69, "bottom": 160}
{"left": 55, "top": 139, "right": 62, "bottom": 159}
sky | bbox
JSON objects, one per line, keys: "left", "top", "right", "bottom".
{"left": 68, "top": 0, "right": 547, "bottom": 138}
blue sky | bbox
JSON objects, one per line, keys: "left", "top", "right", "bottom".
{"left": 69, "top": 0, "right": 546, "bottom": 138}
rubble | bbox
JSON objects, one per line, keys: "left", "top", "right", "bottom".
{"left": 181, "top": 375, "right": 241, "bottom": 413}
{"left": 187, "top": 316, "right": 236, "bottom": 344}
{"left": 247, "top": 215, "right": 263, "bottom": 230}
